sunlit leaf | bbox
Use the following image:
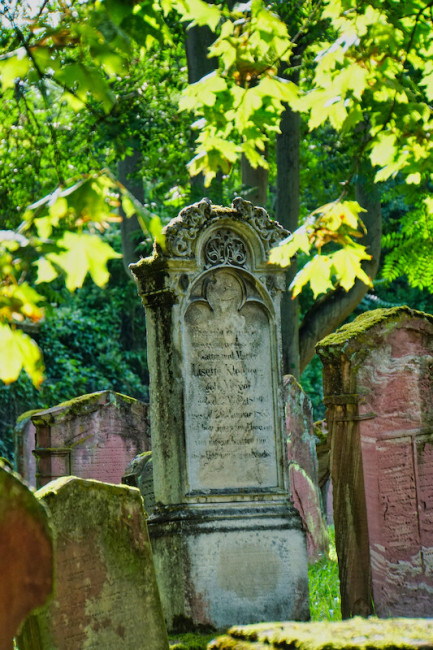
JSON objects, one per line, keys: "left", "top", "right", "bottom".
{"left": 0, "top": 324, "right": 43, "bottom": 387}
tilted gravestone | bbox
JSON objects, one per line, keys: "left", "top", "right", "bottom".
{"left": 317, "top": 306, "right": 433, "bottom": 618}
{"left": 31, "top": 391, "right": 150, "bottom": 488}
{"left": 130, "top": 198, "right": 309, "bottom": 629}
{"left": 122, "top": 450, "right": 156, "bottom": 516}
{"left": 18, "top": 477, "right": 169, "bottom": 650}
{"left": 284, "top": 376, "right": 329, "bottom": 562}
{"left": 0, "top": 461, "right": 53, "bottom": 650}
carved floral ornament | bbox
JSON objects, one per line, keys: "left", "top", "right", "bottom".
{"left": 163, "top": 197, "right": 289, "bottom": 260}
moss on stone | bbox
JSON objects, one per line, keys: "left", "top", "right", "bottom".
{"left": 30, "top": 390, "right": 139, "bottom": 425}
{"left": 209, "top": 618, "right": 433, "bottom": 649}
{"left": 317, "top": 306, "right": 433, "bottom": 361}
{"left": 168, "top": 632, "right": 216, "bottom": 649}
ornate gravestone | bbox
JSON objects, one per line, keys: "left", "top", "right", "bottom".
{"left": 317, "top": 307, "right": 433, "bottom": 619}
{"left": 131, "top": 198, "right": 309, "bottom": 629}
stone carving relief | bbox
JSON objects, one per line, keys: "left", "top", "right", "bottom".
{"left": 204, "top": 229, "right": 248, "bottom": 268}
{"left": 163, "top": 197, "right": 289, "bottom": 260}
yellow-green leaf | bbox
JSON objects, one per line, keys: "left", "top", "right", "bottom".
{"left": 0, "top": 324, "right": 43, "bottom": 387}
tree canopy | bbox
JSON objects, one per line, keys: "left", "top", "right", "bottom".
{"left": 1, "top": 0, "right": 433, "bottom": 391}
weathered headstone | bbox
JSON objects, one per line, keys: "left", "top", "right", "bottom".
{"left": 122, "top": 450, "right": 156, "bottom": 515}
{"left": 13, "top": 410, "right": 39, "bottom": 487}
{"left": 284, "top": 376, "right": 329, "bottom": 562}
{"left": 317, "top": 306, "right": 433, "bottom": 618}
{"left": 31, "top": 391, "right": 150, "bottom": 488}
{"left": 130, "top": 198, "right": 309, "bottom": 629}
{"left": 18, "top": 476, "right": 169, "bottom": 650}
{"left": 0, "top": 461, "right": 53, "bottom": 650}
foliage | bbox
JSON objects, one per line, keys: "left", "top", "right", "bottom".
{"left": 176, "top": 0, "right": 433, "bottom": 300}
{"left": 308, "top": 526, "right": 341, "bottom": 621}
{"left": 0, "top": 268, "right": 149, "bottom": 461}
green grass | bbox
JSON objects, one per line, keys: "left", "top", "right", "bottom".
{"left": 308, "top": 525, "right": 342, "bottom": 621}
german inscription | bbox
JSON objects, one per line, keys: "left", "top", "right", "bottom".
{"left": 184, "top": 268, "right": 279, "bottom": 492}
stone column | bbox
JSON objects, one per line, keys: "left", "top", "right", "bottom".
{"left": 317, "top": 306, "right": 433, "bottom": 618}
{"left": 130, "top": 198, "right": 309, "bottom": 629}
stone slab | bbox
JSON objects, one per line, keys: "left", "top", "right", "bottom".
{"left": 209, "top": 618, "right": 433, "bottom": 649}
{"left": 0, "top": 461, "right": 53, "bottom": 650}
{"left": 18, "top": 476, "right": 168, "bottom": 650}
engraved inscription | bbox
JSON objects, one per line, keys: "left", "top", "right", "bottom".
{"left": 184, "top": 268, "right": 278, "bottom": 492}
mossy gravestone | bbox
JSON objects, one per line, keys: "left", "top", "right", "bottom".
{"left": 131, "top": 198, "right": 309, "bottom": 630}
{"left": 317, "top": 307, "right": 433, "bottom": 618}
{"left": 31, "top": 391, "right": 150, "bottom": 488}
{"left": 0, "top": 461, "right": 53, "bottom": 650}
{"left": 17, "top": 477, "right": 168, "bottom": 650}
{"left": 209, "top": 618, "right": 433, "bottom": 649}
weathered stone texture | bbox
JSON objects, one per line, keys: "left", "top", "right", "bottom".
{"left": 209, "top": 617, "right": 433, "bottom": 649}
{"left": 18, "top": 476, "right": 168, "bottom": 650}
{"left": 284, "top": 375, "right": 329, "bottom": 562}
{"left": 13, "top": 410, "right": 39, "bottom": 487}
{"left": 0, "top": 461, "right": 53, "bottom": 650}
{"left": 31, "top": 391, "right": 150, "bottom": 488}
{"left": 131, "top": 198, "right": 309, "bottom": 629}
{"left": 317, "top": 306, "right": 433, "bottom": 619}
{"left": 122, "top": 450, "right": 155, "bottom": 515}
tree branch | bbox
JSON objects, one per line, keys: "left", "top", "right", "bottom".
{"left": 299, "top": 166, "right": 382, "bottom": 373}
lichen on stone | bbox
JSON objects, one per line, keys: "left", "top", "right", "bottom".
{"left": 317, "top": 306, "right": 433, "bottom": 362}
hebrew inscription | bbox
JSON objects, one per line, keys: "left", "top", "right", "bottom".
{"left": 183, "top": 268, "right": 279, "bottom": 492}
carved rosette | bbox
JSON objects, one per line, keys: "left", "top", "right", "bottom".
{"left": 163, "top": 197, "right": 289, "bottom": 260}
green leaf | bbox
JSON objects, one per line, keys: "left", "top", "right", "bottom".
{"left": 0, "top": 323, "right": 43, "bottom": 387}
{"left": 291, "top": 255, "right": 334, "bottom": 299}
{"left": 0, "top": 48, "right": 31, "bottom": 91}
{"left": 268, "top": 226, "right": 310, "bottom": 266}
{"left": 331, "top": 245, "right": 372, "bottom": 291}
{"left": 46, "top": 232, "right": 121, "bottom": 291}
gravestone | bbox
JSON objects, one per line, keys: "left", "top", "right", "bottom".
{"left": 13, "top": 410, "right": 39, "bottom": 487}
{"left": 0, "top": 461, "right": 53, "bottom": 650}
{"left": 122, "top": 450, "right": 156, "bottom": 516}
{"left": 130, "top": 198, "right": 309, "bottom": 629}
{"left": 317, "top": 306, "right": 433, "bottom": 618}
{"left": 284, "top": 376, "right": 329, "bottom": 561}
{"left": 18, "top": 476, "right": 169, "bottom": 650}
{"left": 31, "top": 391, "right": 150, "bottom": 488}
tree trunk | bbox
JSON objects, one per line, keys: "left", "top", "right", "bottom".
{"left": 241, "top": 154, "right": 268, "bottom": 207}
{"left": 276, "top": 104, "right": 301, "bottom": 377}
{"left": 118, "top": 151, "right": 144, "bottom": 276}
{"left": 298, "top": 169, "right": 382, "bottom": 373}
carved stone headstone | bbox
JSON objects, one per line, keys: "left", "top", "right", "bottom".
{"left": 131, "top": 198, "right": 309, "bottom": 629}
{"left": 18, "top": 477, "right": 169, "bottom": 650}
{"left": 284, "top": 376, "right": 329, "bottom": 562}
{"left": 317, "top": 307, "right": 433, "bottom": 618}
{"left": 0, "top": 462, "right": 53, "bottom": 650}
{"left": 31, "top": 391, "right": 150, "bottom": 488}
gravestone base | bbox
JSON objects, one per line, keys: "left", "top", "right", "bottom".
{"left": 149, "top": 501, "right": 309, "bottom": 630}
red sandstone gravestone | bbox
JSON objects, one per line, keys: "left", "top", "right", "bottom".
{"left": 17, "top": 476, "right": 169, "bottom": 650}
{"left": 31, "top": 390, "right": 150, "bottom": 488}
{"left": 284, "top": 375, "right": 329, "bottom": 562}
{"left": 0, "top": 461, "right": 53, "bottom": 650}
{"left": 317, "top": 306, "right": 433, "bottom": 618}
